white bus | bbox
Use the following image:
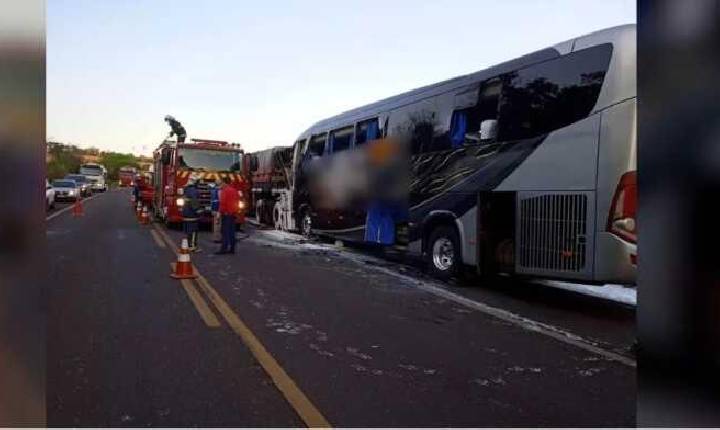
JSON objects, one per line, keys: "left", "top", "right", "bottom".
{"left": 278, "top": 24, "right": 636, "bottom": 285}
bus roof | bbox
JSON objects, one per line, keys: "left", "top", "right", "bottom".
{"left": 301, "top": 24, "right": 635, "bottom": 137}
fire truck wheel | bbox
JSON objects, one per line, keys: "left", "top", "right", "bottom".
{"left": 255, "top": 200, "right": 264, "bottom": 224}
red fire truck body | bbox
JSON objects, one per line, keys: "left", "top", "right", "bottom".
{"left": 135, "top": 172, "right": 155, "bottom": 206}
{"left": 152, "top": 139, "right": 248, "bottom": 225}
{"left": 119, "top": 166, "right": 137, "bottom": 187}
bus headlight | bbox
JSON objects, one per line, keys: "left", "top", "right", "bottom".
{"left": 176, "top": 198, "right": 185, "bottom": 207}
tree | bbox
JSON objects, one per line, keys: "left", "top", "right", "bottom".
{"left": 46, "top": 142, "right": 82, "bottom": 179}
{"left": 100, "top": 152, "right": 140, "bottom": 180}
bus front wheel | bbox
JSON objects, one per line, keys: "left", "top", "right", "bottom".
{"left": 426, "top": 225, "right": 461, "bottom": 281}
{"left": 300, "top": 209, "right": 313, "bottom": 238}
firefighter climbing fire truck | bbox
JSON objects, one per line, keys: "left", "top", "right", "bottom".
{"left": 152, "top": 138, "right": 248, "bottom": 226}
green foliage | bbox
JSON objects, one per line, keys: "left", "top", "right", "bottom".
{"left": 46, "top": 142, "right": 82, "bottom": 180}
{"left": 100, "top": 152, "right": 140, "bottom": 180}
{"left": 46, "top": 141, "right": 141, "bottom": 180}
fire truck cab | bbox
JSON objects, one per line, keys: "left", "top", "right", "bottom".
{"left": 152, "top": 138, "right": 248, "bottom": 226}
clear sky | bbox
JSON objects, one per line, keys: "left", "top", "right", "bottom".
{"left": 47, "top": 0, "right": 635, "bottom": 155}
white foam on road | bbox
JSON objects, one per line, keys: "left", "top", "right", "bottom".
{"left": 534, "top": 280, "right": 636, "bottom": 306}
{"left": 248, "top": 228, "right": 636, "bottom": 367}
{"left": 251, "top": 229, "right": 637, "bottom": 307}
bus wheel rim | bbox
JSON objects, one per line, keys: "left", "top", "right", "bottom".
{"left": 303, "top": 214, "right": 311, "bottom": 236}
{"left": 432, "top": 237, "right": 454, "bottom": 271}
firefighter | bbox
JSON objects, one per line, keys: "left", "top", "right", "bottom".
{"left": 182, "top": 177, "right": 201, "bottom": 251}
{"left": 216, "top": 175, "right": 239, "bottom": 255}
{"left": 164, "top": 115, "right": 187, "bottom": 143}
{"left": 132, "top": 174, "right": 140, "bottom": 202}
{"left": 210, "top": 178, "right": 223, "bottom": 243}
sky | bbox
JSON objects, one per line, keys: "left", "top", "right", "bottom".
{"left": 47, "top": 0, "right": 635, "bottom": 156}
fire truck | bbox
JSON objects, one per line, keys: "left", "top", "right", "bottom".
{"left": 152, "top": 138, "right": 248, "bottom": 226}
{"left": 119, "top": 166, "right": 137, "bottom": 187}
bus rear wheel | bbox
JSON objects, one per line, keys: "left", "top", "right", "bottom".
{"left": 426, "top": 225, "right": 461, "bottom": 281}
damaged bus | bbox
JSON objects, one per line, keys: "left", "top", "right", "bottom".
{"left": 276, "top": 24, "right": 636, "bottom": 284}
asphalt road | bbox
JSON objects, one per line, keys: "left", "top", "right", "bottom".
{"left": 46, "top": 188, "right": 636, "bottom": 426}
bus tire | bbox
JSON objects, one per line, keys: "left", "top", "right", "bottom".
{"left": 300, "top": 207, "right": 313, "bottom": 239}
{"left": 272, "top": 201, "right": 282, "bottom": 230}
{"left": 426, "top": 225, "right": 462, "bottom": 281}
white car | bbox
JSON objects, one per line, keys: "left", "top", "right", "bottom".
{"left": 52, "top": 179, "right": 81, "bottom": 202}
{"left": 46, "top": 179, "right": 55, "bottom": 210}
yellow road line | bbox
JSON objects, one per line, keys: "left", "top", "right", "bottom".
{"left": 150, "top": 229, "right": 166, "bottom": 248}
{"left": 195, "top": 273, "right": 330, "bottom": 428}
{"left": 154, "top": 223, "right": 330, "bottom": 427}
{"left": 154, "top": 224, "right": 179, "bottom": 253}
{"left": 174, "top": 268, "right": 221, "bottom": 328}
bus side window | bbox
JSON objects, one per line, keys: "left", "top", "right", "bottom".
{"left": 410, "top": 119, "right": 436, "bottom": 154}
{"left": 497, "top": 43, "right": 612, "bottom": 141}
{"left": 355, "top": 118, "right": 379, "bottom": 146}
{"left": 307, "top": 134, "right": 327, "bottom": 158}
{"left": 329, "top": 126, "right": 353, "bottom": 153}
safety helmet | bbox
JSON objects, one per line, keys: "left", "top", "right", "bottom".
{"left": 164, "top": 115, "right": 174, "bottom": 122}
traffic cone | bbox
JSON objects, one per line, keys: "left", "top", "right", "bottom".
{"left": 72, "top": 196, "right": 84, "bottom": 217}
{"left": 140, "top": 206, "right": 150, "bottom": 225}
{"left": 171, "top": 238, "right": 197, "bottom": 279}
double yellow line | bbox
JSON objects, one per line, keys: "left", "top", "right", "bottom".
{"left": 151, "top": 224, "right": 330, "bottom": 428}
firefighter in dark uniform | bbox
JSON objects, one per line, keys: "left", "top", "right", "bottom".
{"left": 182, "top": 178, "right": 200, "bottom": 251}
{"left": 164, "top": 115, "right": 187, "bottom": 143}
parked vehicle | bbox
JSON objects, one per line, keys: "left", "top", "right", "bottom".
{"left": 79, "top": 163, "right": 108, "bottom": 192}
{"left": 152, "top": 138, "right": 248, "bottom": 226}
{"left": 248, "top": 146, "right": 293, "bottom": 227}
{"left": 65, "top": 174, "right": 93, "bottom": 197}
{"left": 119, "top": 166, "right": 137, "bottom": 187}
{"left": 52, "top": 179, "right": 81, "bottom": 202}
{"left": 271, "top": 24, "right": 636, "bottom": 284}
{"left": 46, "top": 179, "right": 55, "bottom": 210}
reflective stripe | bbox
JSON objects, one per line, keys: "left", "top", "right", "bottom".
{"left": 178, "top": 253, "right": 190, "bottom": 262}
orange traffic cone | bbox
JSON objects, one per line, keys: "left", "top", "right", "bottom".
{"left": 72, "top": 196, "right": 84, "bottom": 217}
{"left": 140, "top": 206, "right": 150, "bottom": 225}
{"left": 171, "top": 238, "right": 197, "bottom": 279}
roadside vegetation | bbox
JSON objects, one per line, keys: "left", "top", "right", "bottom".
{"left": 46, "top": 141, "right": 142, "bottom": 180}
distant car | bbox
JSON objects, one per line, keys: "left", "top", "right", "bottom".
{"left": 46, "top": 179, "right": 55, "bottom": 210}
{"left": 64, "top": 174, "right": 92, "bottom": 197}
{"left": 52, "top": 179, "right": 81, "bottom": 202}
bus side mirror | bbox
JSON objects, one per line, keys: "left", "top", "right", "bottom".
{"left": 480, "top": 119, "right": 498, "bottom": 141}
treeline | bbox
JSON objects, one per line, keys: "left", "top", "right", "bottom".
{"left": 46, "top": 142, "right": 142, "bottom": 180}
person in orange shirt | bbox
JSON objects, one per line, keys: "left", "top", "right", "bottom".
{"left": 215, "top": 176, "right": 240, "bottom": 255}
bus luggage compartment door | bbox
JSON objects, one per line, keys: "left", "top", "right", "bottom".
{"left": 515, "top": 191, "right": 595, "bottom": 280}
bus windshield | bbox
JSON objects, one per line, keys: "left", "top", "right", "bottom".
{"left": 177, "top": 148, "right": 241, "bottom": 172}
